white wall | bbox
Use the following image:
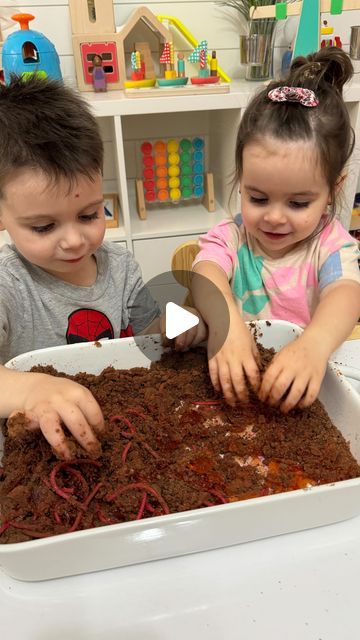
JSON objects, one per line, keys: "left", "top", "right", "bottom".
{"left": 1, "top": 1, "right": 360, "bottom": 85}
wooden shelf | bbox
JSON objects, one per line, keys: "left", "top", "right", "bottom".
{"left": 130, "top": 201, "right": 227, "bottom": 241}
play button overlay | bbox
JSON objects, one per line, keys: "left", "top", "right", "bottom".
{"left": 133, "top": 269, "right": 230, "bottom": 361}
{"left": 165, "top": 302, "right": 199, "bottom": 339}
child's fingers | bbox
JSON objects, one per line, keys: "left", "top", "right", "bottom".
{"left": 217, "top": 363, "right": 238, "bottom": 406}
{"left": 258, "top": 364, "right": 282, "bottom": 402}
{"left": 57, "top": 402, "right": 102, "bottom": 458}
{"left": 297, "top": 377, "right": 321, "bottom": 409}
{"left": 244, "top": 360, "right": 261, "bottom": 392}
{"left": 208, "top": 358, "right": 221, "bottom": 392}
{"left": 280, "top": 375, "right": 309, "bottom": 412}
{"left": 229, "top": 366, "right": 249, "bottom": 404}
{"left": 175, "top": 327, "right": 195, "bottom": 351}
{"left": 267, "top": 370, "right": 294, "bottom": 406}
{"left": 7, "top": 409, "right": 40, "bottom": 434}
{"left": 77, "top": 390, "right": 104, "bottom": 435}
{"left": 37, "top": 410, "right": 73, "bottom": 460}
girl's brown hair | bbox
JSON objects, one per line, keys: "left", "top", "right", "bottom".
{"left": 235, "top": 47, "right": 355, "bottom": 219}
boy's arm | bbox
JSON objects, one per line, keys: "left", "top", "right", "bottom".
{"left": 259, "top": 280, "right": 360, "bottom": 411}
{"left": 0, "top": 365, "right": 104, "bottom": 459}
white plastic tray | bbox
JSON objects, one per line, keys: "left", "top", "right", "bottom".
{"left": 2, "top": 320, "right": 360, "bottom": 582}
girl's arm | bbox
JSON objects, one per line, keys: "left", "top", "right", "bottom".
{"left": 192, "top": 261, "right": 260, "bottom": 404}
{"left": 0, "top": 365, "right": 104, "bottom": 459}
{"left": 259, "top": 280, "right": 360, "bottom": 412}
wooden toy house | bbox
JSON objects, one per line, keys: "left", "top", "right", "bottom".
{"left": 116, "top": 6, "right": 172, "bottom": 87}
{"left": 70, "top": 2, "right": 172, "bottom": 92}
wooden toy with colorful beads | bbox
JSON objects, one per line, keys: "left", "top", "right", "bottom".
{"left": 136, "top": 136, "right": 215, "bottom": 219}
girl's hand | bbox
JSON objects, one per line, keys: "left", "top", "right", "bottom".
{"left": 258, "top": 335, "right": 328, "bottom": 412}
{"left": 9, "top": 373, "right": 104, "bottom": 460}
{"left": 208, "top": 315, "right": 260, "bottom": 405}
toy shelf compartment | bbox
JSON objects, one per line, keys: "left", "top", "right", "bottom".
{"left": 121, "top": 108, "right": 239, "bottom": 227}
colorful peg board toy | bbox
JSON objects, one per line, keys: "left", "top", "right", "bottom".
{"left": 135, "top": 137, "right": 215, "bottom": 220}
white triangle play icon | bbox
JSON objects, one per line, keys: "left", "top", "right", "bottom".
{"left": 165, "top": 302, "right": 199, "bottom": 340}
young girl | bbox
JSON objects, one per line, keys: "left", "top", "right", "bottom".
{"left": 185, "top": 47, "right": 360, "bottom": 412}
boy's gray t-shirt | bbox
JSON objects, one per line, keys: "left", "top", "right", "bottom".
{"left": 0, "top": 241, "right": 160, "bottom": 363}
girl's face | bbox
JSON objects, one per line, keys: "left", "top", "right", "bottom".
{"left": 0, "top": 169, "right": 106, "bottom": 285}
{"left": 240, "top": 137, "right": 332, "bottom": 258}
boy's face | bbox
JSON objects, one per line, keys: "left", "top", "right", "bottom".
{"left": 240, "top": 137, "right": 331, "bottom": 258}
{"left": 0, "top": 169, "right": 106, "bottom": 283}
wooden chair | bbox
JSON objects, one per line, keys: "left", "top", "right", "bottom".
{"left": 349, "top": 324, "right": 360, "bottom": 340}
{"left": 171, "top": 240, "right": 199, "bottom": 306}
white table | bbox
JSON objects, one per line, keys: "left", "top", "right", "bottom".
{"left": 0, "top": 515, "right": 359, "bottom": 640}
{"left": 1, "top": 342, "right": 359, "bottom": 640}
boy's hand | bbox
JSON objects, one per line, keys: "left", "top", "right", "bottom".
{"left": 258, "top": 335, "right": 328, "bottom": 412}
{"left": 160, "top": 307, "right": 208, "bottom": 350}
{"left": 208, "top": 315, "right": 260, "bottom": 405}
{"left": 9, "top": 373, "right": 104, "bottom": 460}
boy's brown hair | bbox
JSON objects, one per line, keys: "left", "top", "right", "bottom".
{"left": 0, "top": 76, "right": 103, "bottom": 197}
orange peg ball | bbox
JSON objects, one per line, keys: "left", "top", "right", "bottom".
{"left": 155, "top": 154, "right": 167, "bottom": 166}
{"left": 155, "top": 141, "right": 166, "bottom": 154}
{"left": 156, "top": 177, "right": 168, "bottom": 190}
{"left": 157, "top": 189, "right": 169, "bottom": 201}
{"left": 156, "top": 166, "right": 168, "bottom": 178}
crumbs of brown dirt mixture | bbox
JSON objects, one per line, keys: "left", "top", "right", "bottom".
{"left": 0, "top": 347, "right": 359, "bottom": 544}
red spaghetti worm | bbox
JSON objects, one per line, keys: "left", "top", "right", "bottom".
{"left": 142, "top": 442, "right": 160, "bottom": 460}
{"left": 96, "top": 507, "right": 119, "bottom": 525}
{"left": 106, "top": 482, "right": 170, "bottom": 515}
{"left": 127, "top": 408, "right": 148, "bottom": 420}
{"left": 121, "top": 441, "right": 132, "bottom": 463}
{"left": 109, "top": 415, "right": 136, "bottom": 436}
{"left": 136, "top": 491, "right": 147, "bottom": 520}
{"left": 208, "top": 488, "right": 227, "bottom": 504}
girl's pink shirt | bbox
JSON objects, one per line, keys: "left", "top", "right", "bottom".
{"left": 193, "top": 218, "right": 360, "bottom": 327}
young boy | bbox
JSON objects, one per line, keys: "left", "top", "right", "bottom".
{"left": 0, "top": 76, "right": 161, "bottom": 460}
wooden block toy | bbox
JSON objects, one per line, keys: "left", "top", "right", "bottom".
{"left": 136, "top": 136, "right": 215, "bottom": 219}
{"left": 72, "top": 33, "right": 122, "bottom": 91}
{"left": 68, "top": 0, "right": 115, "bottom": 36}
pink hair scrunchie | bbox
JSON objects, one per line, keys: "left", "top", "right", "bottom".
{"left": 267, "top": 86, "right": 319, "bottom": 107}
